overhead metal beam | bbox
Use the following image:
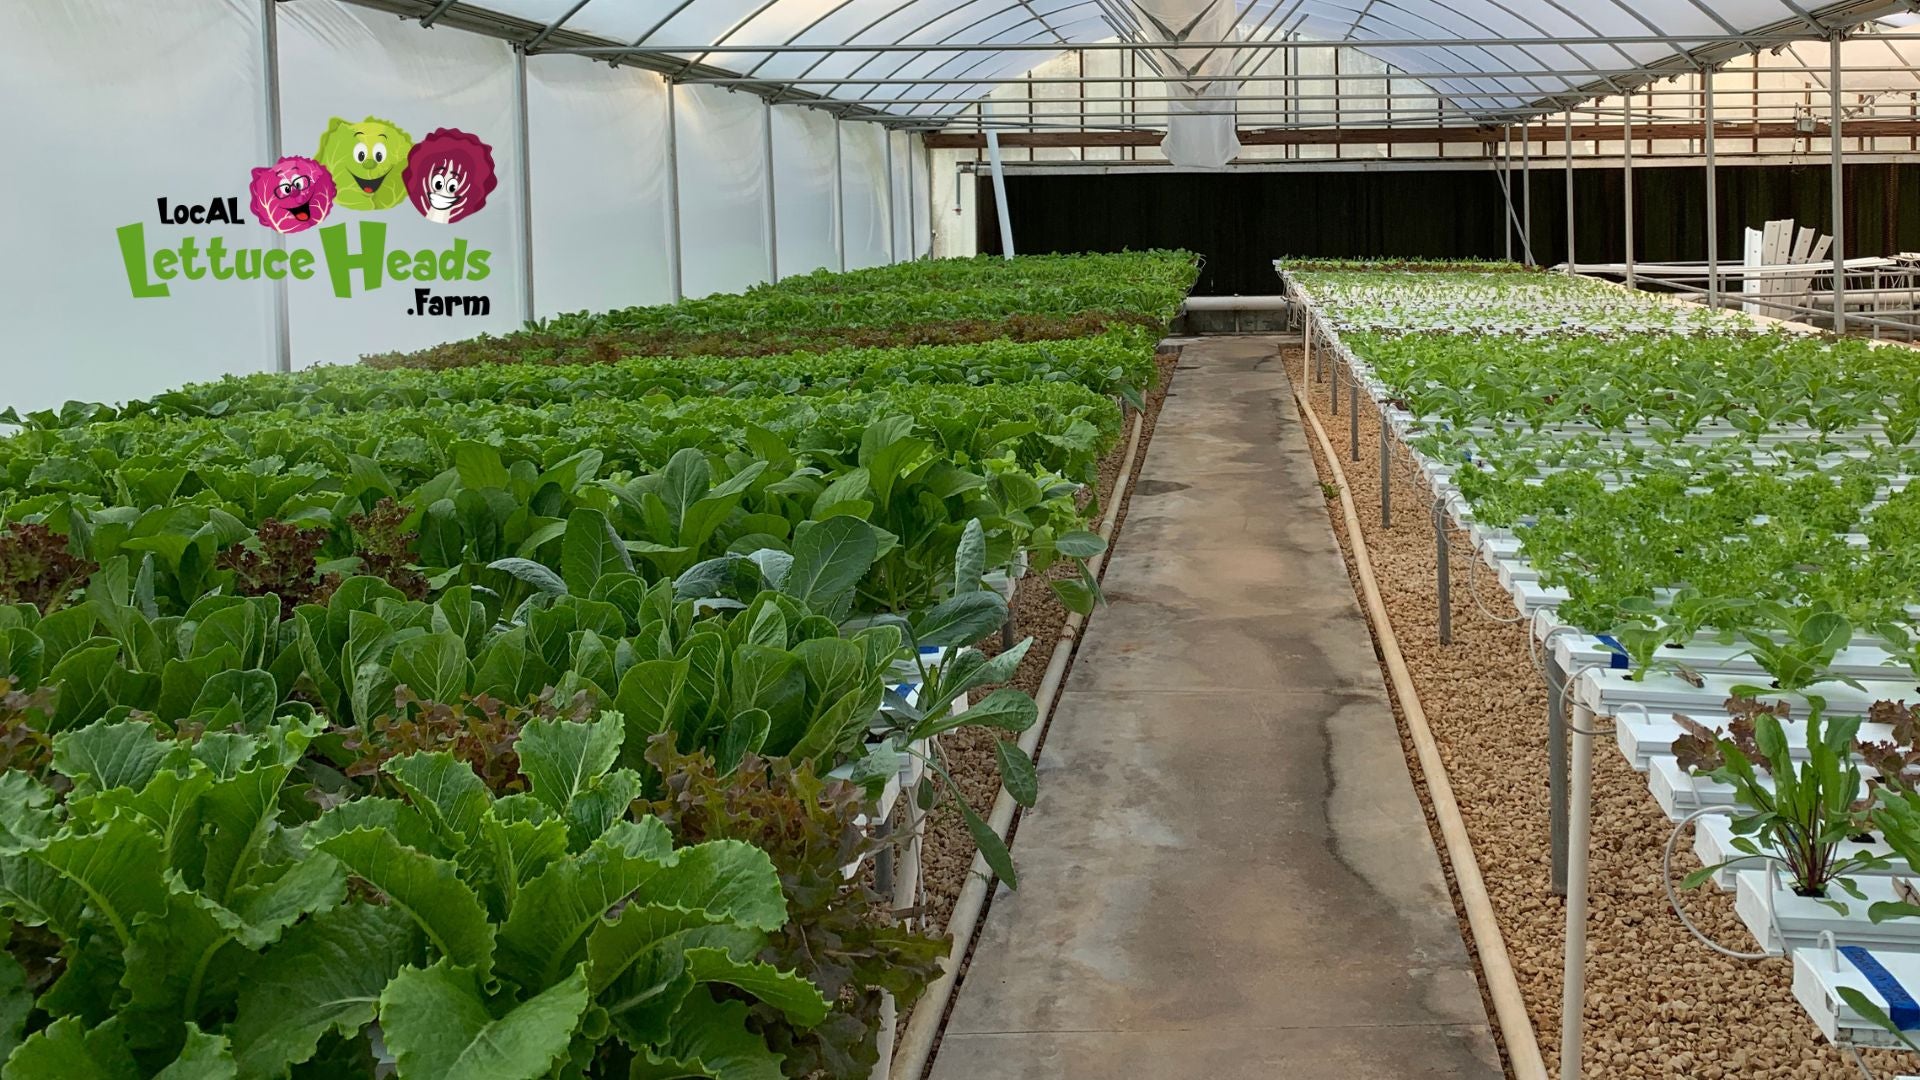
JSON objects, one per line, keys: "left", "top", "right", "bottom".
{"left": 542, "top": 32, "right": 1851, "bottom": 57}
{"left": 673, "top": 65, "right": 1909, "bottom": 85}
{"left": 919, "top": 115, "right": 1920, "bottom": 146}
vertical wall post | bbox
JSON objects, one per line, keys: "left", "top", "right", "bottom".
{"left": 763, "top": 100, "right": 779, "bottom": 282}
{"left": 883, "top": 130, "right": 897, "bottom": 263}
{"left": 906, "top": 132, "right": 919, "bottom": 260}
{"left": 1705, "top": 69, "right": 1720, "bottom": 309}
{"left": 512, "top": 47, "right": 536, "bottom": 323}
{"left": 833, "top": 119, "right": 846, "bottom": 272}
{"left": 665, "top": 81, "right": 684, "bottom": 301}
{"left": 261, "top": 0, "right": 290, "bottom": 373}
{"left": 985, "top": 129, "right": 1015, "bottom": 259}
{"left": 1563, "top": 111, "right": 1575, "bottom": 272}
{"left": 1623, "top": 92, "right": 1636, "bottom": 288}
{"left": 1831, "top": 36, "right": 1848, "bottom": 333}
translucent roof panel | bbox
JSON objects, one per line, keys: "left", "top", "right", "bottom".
{"left": 478, "top": 0, "right": 1905, "bottom": 120}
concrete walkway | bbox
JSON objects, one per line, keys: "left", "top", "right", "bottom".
{"left": 930, "top": 337, "right": 1502, "bottom": 1080}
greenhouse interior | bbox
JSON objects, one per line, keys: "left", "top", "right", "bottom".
{"left": 21, "top": 1, "right": 1920, "bottom": 1078}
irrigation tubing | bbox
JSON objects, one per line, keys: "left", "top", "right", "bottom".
{"left": 1294, "top": 373, "right": 1550, "bottom": 1080}
{"left": 1660, "top": 807, "right": 1774, "bottom": 961}
{"left": 891, "top": 405, "right": 1147, "bottom": 1080}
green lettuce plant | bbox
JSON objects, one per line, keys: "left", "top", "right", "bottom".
{"left": 0, "top": 709, "right": 826, "bottom": 1080}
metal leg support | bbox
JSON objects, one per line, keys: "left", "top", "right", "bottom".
{"left": 1435, "top": 501, "right": 1451, "bottom": 645}
{"left": 1379, "top": 415, "right": 1392, "bottom": 529}
{"left": 1559, "top": 704, "right": 1596, "bottom": 1080}
{"left": 1547, "top": 653, "right": 1568, "bottom": 896}
{"left": 1349, "top": 374, "right": 1360, "bottom": 461}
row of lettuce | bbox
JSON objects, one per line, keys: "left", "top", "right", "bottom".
{"left": 1287, "top": 260, "right": 1920, "bottom": 933}
{"left": 0, "top": 251, "right": 1198, "bottom": 1079}
{"left": 361, "top": 251, "right": 1197, "bottom": 371}
{"left": 1289, "top": 262, "right": 1920, "bottom": 675}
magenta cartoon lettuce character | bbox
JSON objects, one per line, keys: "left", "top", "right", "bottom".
{"left": 248, "top": 156, "right": 336, "bottom": 233}
{"left": 403, "top": 128, "right": 498, "bottom": 225}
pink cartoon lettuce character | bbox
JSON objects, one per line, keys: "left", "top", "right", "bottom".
{"left": 403, "top": 128, "right": 498, "bottom": 225}
{"left": 248, "top": 156, "right": 336, "bottom": 233}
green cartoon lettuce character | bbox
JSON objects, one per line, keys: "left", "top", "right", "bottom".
{"left": 316, "top": 116, "right": 413, "bottom": 210}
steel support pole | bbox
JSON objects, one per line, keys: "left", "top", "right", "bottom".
{"left": 665, "top": 82, "right": 684, "bottom": 301}
{"left": 1502, "top": 125, "right": 1513, "bottom": 262}
{"left": 1349, "top": 369, "right": 1360, "bottom": 461}
{"left": 1522, "top": 123, "right": 1532, "bottom": 265}
{"left": 984, "top": 129, "right": 1015, "bottom": 259}
{"left": 1559, "top": 703, "right": 1596, "bottom": 1080}
{"left": 1705, "top": 70, "right": 1719, "bottom": 310}
{"left": 515, "top": 51, "right": 541, "bottom": 324}
{"left": 511, "top": 49, "right": 537, "bottom": 324}
{"left": 1435, "top": 501, "right": 1451, "bottom": 645}
{"left": 1547, "top": 653, "right": 1569, "bottom": 895}
{"left": 1330, "top": 350, "right": 1339, "bottom": 415}
{"left": 872, "top": 817, "right": 897, "bottom": 1080}
{"left": 261, "top": 0, "right": 290, "bottom": 374}
{"left": 1832, "top": 38, "right": 1848, "bottom": 334}
{"left": 906, "top": 134, "right": 919, "bottom": 259}
{"left": 833, "top": 120, "right": 846, "bottom": 272}
{"left": 884, "top": 130, "right": 898, "bottom": 263}
{"left": 1564, "top": 112, "right": 1575, "bottom": 272}
{"left": 1624, "top": 93, "right": 1636, "bottom": 288}
{"left": 763, "top": 101, "right": 779, "bottom": 282}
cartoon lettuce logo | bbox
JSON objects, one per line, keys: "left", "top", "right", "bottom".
{"left": 404, "top": 128, "right": 498, "bottom": 225}
{"left": 316, "top": 116, "right": 413, "bottom": 211}
{"left": 248, "top": 156, "right": 336, "bottom": 233}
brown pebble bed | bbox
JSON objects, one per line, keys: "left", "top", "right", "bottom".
{"left": 1282, "top": 341, "right": 1920, "bottom": 1079}
{"left": 914, "top": 349, "right": 1178, "bottom": 937}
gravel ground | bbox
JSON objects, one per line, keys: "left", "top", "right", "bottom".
{"left": 1282, "top": 341, "right": 1920, "bottom": 1079}
{"left": 913, "top": 350, "right": 1179, "bottom": 936}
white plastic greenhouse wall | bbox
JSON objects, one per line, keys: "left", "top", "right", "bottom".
{"left": 0, "top": 0, "right": 932, "bottom": 414}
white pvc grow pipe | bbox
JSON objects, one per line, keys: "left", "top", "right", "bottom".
{"left": 1561, "top": 703, "right": 1595, "bottom": 1080}
{"left": 1294, "top": 377, "right": 1550, "bottom": 1080}
{"left": 890, "top": 406, "right": 1146, "bottom": 1080}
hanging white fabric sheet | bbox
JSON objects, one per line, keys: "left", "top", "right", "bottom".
{"left": 840, "top": 123, "right": 893, "bottom": 270}
{"left": 0, "top": 0, "right": 275, "bottom": 412}
{"left": 526, "top": 55, "right": 674, "bottom": 316}
{"left": 276, "top": 1, "right": 525, "bottom": 369}
{"left": 673, "top": 85, "right": 772, "bottom": 298}
{"left": 771, "top": 105, "right": 841, "bottom": 279}
{"left": 1127, "top": 0, "right": 1243, "bottom": 168}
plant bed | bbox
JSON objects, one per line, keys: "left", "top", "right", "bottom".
{"left": 0, "top": 253, "right": 1200, "bottom": 1078}
{"left": 1282, "top": 336, "right": 1920, "bottom": 1078}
